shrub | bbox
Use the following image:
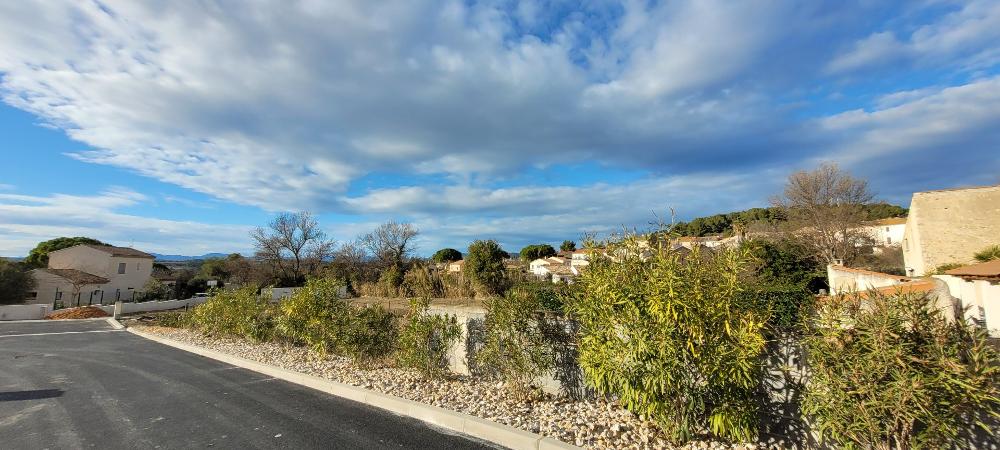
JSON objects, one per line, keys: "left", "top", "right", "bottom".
{"left": 191, "top": 285, "right": 275, "bottom": 341}
{"left": 560, "top": 240, "right": 576, "bottom": 252}
{"left": 974, "top": 244, "right": 1000, "bottom": 262}
{"left": 511, "top": 279, "right": 569, "bottom": 312}
{"left": 154, "top": 310, "right": 192, "bottom": 328}
{"left": 403, "top": 263, "right": 443, "bottom": 298}
{"left": 931, "top": 262, "right": 964, "bottom": 275}
{"left": 0, "top": 258, "right": 36, "bottom": 305}
{"left": 342, "top": 304, "right": 398, "bottom": 366}
{"left": 397, "top": 299, "right": 462, "bottom": 378}
{"left": 441, "top": 272, "right": 475, "bottom": 298}
{"left": 464, "top": 240, "right": 508, "bottom": 297}
{"left": 569, "top": 236, "right": 766, "bottom": 443}
{"left": 475, "top": 288, "right": 555, "bottom": 397}
{"left": 275, "top": 278, "right": 353, "bottom": 353}
{"left": 142, "top": 278, "right": 171, "bottom": 301}
{"left": 802, "top": 290, "right": 1000, "bottom": 449}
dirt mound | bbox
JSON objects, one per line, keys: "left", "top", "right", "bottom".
{"left": 45, "top": 306, "right": 110, "bottom": 320}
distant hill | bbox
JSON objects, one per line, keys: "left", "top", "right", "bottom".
{"left": 151, "top": 252, "right": 230, "bottom": 261}
{"left": 671, "top": 202, "right": 908, "bottom": 237}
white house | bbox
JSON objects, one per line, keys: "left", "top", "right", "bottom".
{"left": 28, "top": 244, "right": 155, "bottom": 306}
{"left": 861, "top": 217, "right": 907, "bottom": 247}
{"left": 934, "top": 260, "right": 1000, "bottom": 337}
{"left": 529, "top": 257, "right": 566, "bottom": 277}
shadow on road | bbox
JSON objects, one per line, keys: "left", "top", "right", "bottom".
{"left": 0, "top": 389, "right": 64, "bottom": 402}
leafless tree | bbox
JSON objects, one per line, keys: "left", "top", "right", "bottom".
{"left": 250, "top": 212, "right": 335, "bottom": 285}
{"left": 771, "top": 163, "right": 875, "bottom": 265}
{"left": 360, "top": 220, "right": 419, "bottom": 269}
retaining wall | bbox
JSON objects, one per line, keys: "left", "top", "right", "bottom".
{"left": 0, "top": 303, "right": 52, "bottom": 321}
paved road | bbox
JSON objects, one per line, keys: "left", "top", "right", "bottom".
{"left": 0, "top": 320, "right": 496, "bottom": 450}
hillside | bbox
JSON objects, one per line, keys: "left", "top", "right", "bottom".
{"left": 672, "top": 203, "right": 908, "bottom": 237}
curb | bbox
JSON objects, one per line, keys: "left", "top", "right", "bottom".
{"left": 126, "top": 327, "right": 581, "bottom": 450}
{"left": 106, "top": 317, "right": 125, "bottom": 329}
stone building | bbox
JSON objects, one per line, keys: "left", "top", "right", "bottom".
{"left": 902, "top": 184, "right": 1000, "bottom": 276}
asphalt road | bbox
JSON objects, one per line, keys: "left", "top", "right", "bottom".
{"left": 0, "top": 319, "right": 496, "bottom": 450}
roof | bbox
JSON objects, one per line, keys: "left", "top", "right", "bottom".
{"left": 544, "top": 265, "right": 575, "bottom": 276}
{"left": 914, "top": 184, "right": 1000, "bottom": 195}
{"left": 820, "top": 279, "right": 938, "bottom": 303}
{"left": 82, "top": 244, "right": 156, "bottom": 259}
{"left": 39, "top": 268, "right": 110, "bottom": 285}
{"left": 871, "top": 217, "right": 907, "bottom": 226}
{"left": 945, "top": 259, "right": 1000, "bottom": 281}
{"left": 829, "top": 265, "right": 912, "bottom": 282}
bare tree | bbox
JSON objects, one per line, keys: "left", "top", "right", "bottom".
{"left": 250, "top": 212, "right": 335, "bottom": 285}
{"left": 360, "top": 220, "right": 419, "bottom": 270}
{"left": 771, "top": 163, "right": 875, "bottom": 265}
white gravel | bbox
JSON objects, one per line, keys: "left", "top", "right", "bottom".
{"left": 133, "top": 325, "right": 765, "bottom": 450}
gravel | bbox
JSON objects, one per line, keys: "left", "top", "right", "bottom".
{"left": 133, "top": 325, "right": 765, "bottom": 450}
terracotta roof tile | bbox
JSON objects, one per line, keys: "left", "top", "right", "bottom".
{"left": 40, "top": 269, "right": 110, "bottom": 285}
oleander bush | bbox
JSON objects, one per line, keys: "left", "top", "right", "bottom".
{"left": 803, "top": 290, "right": 1000, "bottom": 449}
{"left": 275, "top": 277, "right": 354, "bottom": 354}
{"left": 569, "top": 234, "right": 767, "bottom": 443}
{"left": 475, "top": 287, "right": 555, "bottom": 397}
{"left": 191, "top": 285, "right": 276, "bottom": 342}
{"left": 397, "top": 298, "right": 462, "bottom": 379}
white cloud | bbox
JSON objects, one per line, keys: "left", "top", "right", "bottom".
{"left": 0, "top": 188, "right": 252, "bottom": 256}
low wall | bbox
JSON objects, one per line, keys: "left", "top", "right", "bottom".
{"left": 0, "top": 303, "right": 52, "bottom": 321}
{"left": 827, "top": 264, "right": 910, "bottom": 295}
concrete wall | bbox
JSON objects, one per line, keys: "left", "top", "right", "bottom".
{"left": 933, "top": 275, "right": 1000, "bottom": 337}
{"left": 28, "top": 269, "right": 106, "bottom": 306}
{"left": 903, "top": 185, "right": 1000, "bottom": 276}
{"left": 826, "top": 265, "right": 910, "bottom": 295}
{"left": 0, "top": 304, "right": 51, "bottom": 321}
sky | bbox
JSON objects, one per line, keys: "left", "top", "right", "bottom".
{"left": 1, "top": 0, "right": 999, "bottom": 257}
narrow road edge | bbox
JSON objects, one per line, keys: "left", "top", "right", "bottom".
{"left": 117, "top": 320, "right": 579, "bottom": 450}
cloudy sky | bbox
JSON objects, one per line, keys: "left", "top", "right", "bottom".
{"left": 1, "top": 0, "right": 999, "bottom": 257}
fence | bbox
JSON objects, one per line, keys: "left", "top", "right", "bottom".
{"left": 0, "top": 297, "right": 211, "bottom": 321}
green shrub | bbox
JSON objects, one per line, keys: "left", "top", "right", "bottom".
{"left": 397, "top": 299, "right": 462, "bottom": 378}
{"left": 463, "top": 240, "right": 508, "bottom": 297}
{"left": 519, "top": 244, "right": 556, "bottom": 261}
{"left": 475, "top": 288, "right": 555, "bottom": 397}
{"left": 803, "top": 291, "right": 1000, "bottom": 449}
{"left": 275, "top": 278, "right": 353, "bottom": 354}
{"left": 974, "top": 244, "right": 1000, "bottom": 262}
{"left": 569, "top": 236, "right": 766, "bottom": 443}
{"left": 931, "top": 262, "right": 964, "bottom": 275}
{"left": 403, "top": 264, "right": 443, "bottom": 298}
{"left": 154, "top": 311, "right": 192, "bottom": 328}
{"left": 342, "top": 305, "right": 398, "bottom": 366}
{"left": 191, "top": 285, "right": 275, "bottom": 341}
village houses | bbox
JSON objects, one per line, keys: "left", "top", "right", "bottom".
{"left": 27, "top": 244, "right": 155, "bottom": 306}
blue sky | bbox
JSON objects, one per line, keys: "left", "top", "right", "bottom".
{"left": 1, "top": 0, "right": 999, "bottom": 257}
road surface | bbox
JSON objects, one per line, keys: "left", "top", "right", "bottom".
{"left": 0, "top": 319, "right": 496, "bottom": 449}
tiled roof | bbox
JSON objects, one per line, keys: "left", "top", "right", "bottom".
{"left": 945, "top": 259, "right": 1000, "bottom": 280}
{"left": 40, "top": 268, "right": 110, "bottom": 285}
{"left": 82, "top": 244, "right": 155, "bottom": 259}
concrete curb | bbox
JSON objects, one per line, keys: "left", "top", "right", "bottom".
{"left": 127, "top": 327, "right": 582, "bottom": 450}
{"left": 105, "top": 318, "right": 125, "bottom": 329}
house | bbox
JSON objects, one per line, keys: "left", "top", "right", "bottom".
{"left": 569, "top": 248, "right": 600, "bottom": 268}
{"left": 446, "top": 260, "right": 464, "bottom": 273}
{"left": 532, "top": 261, "right": 578, "bottom": 284}
{"left": 529, "top": 257, "right": 566, "bottom": 277}
{"left": 861, "top": 217, "right": 907, "bottom": 247}
{"left": 935, "top": 260, "right": 1000, "bottom": 337}
{"left": 902, "top": 185, "right": 1000, "bottom": 276}
{"left": 27, "top": 244, "right": 155, "bottom": 306}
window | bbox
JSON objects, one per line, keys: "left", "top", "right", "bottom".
{"left": 136, "top": 263, "right": 140, "bottom": 271}
{"left": 118, "top": 262, "right": 126, "bottom": 274}
{"left": 56, "top": 292, "right": 62, "bottom": 300}
{"left": 27, "top": 292, "right": 37, "bottom": 298}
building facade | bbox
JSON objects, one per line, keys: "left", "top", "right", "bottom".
{"left": 27, "top": 244, "right": 155, "bottom": 305}
{"left": 902, "top": 185, "right": 1000, "bottom": 276}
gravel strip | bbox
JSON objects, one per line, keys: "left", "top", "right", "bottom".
{"left": 133, "top": 325, "right": 762, "bottom": 450}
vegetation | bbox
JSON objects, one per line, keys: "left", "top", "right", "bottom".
{"left": 931, "top": 262, "right": 965, "bottom": 275}
{"left": 463, "top": 240, "right": 509, "bottom": 297}
{"left": 25, "top": 236, "right": 105, "bottom": 268}
{"left": 670, "top": 203, "right": 905, "bottom": 238}
{"left": 432, "top": 248, "right": 462, "bottom": 263}
{"left": 397, "top": 298, "right": 462, "bottom": 379}
{"left": 803, "top": 291, "right": 1000, "bottom": 449}
{"left": 519, "top": 244, "right": 556, "bottom": 261}
{"left": 570, "top": 235, "right": 766, "bottom": 443}
{"left": 141, "top": 278, "right": 171, "bottom": 301}
{"left": 475, "top": 288, "right": 555, "bottom": 397}
{"left": 560, "top": 240, "right": 576, "bottom": 252}
{"left": 0, "top": 258, "right": 36, "bottom": 305}
{"left": 974, "top": 244, "right": 1000, "bottom": 262}
{"left": 191, "top": 285, "right": 275, "bottom": 341}
{"left": 275, "top": 278, "right": 354, "bottom": 354}
{"left": 341, "top": 304, "right": 397, "bottom": 366}
{"left": 250, "top": 212, "right": 335, "bottom": 286}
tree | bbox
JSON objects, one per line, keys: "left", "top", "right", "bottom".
{"left": 560, "top": 240, "right": 576, "bottom": 252}
{"left": 464, "top": 240, "right": 508, "bottom": 297}
{"left": 360, "top": 221, "right": 418, "bottom": 270}
{"left": 142, "top": 278, "right": 171, "bottom": 301}
{"left": 519, "top": 244, "right": 556, "bottom": 261}
{"left": 0, "top": 258, "right": 36, "bottom": 305}
{"left": 431, "top": 248, "right": 462, "bottom": 263}
{"left": 250, "top": 212, "right": 335, "bottom": 286}
{"left": 803, "top": 291, "right": 1000, "bottom": 449}
{"left": 25, "top": 237, "right": 105, "bottom": 268}
{"left": 772, "top": 163, "right": 875, "bottom": 264}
